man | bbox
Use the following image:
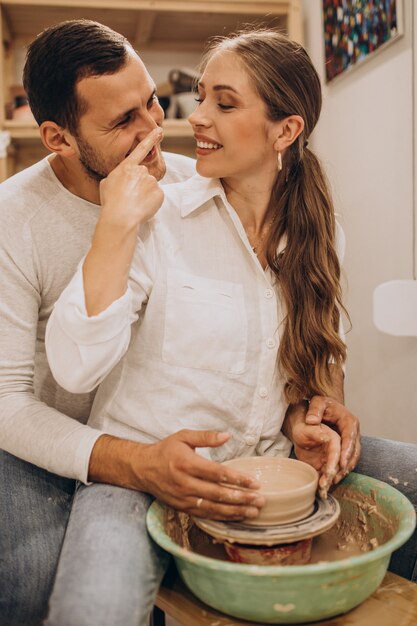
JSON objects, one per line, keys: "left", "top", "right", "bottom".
{"left": 0, "top": 17, "right": 414, "bottom": 626}
{"left": 0, "top": 19, "right": 198, "bottom": 626}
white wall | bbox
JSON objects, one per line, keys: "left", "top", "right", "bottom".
{"left": 302, "top": 0, "right": 417, "bottom": 442}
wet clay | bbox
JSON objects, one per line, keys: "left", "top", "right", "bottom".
{"left": 165, "top": 484, "right": 399, "bottom": 565}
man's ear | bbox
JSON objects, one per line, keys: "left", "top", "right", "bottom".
{"left": 39, "top": 121, "right": 78, "bottom": 157}
{"left": 273, "top": 115, "right": 305, "bottom": 152}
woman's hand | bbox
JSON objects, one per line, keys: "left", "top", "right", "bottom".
{"left": 99, "top": 127, "right": 164, "bottom": 231}
{"left": 290, "top": 419, "right": 341, "bottom": 498}
{"left": 305, "top": 396, "right": 361, "bottom": 483}
{"left": 83, "top": 129, "right": 165, "bottom": 316}
{"left": 283, "top": 397, "right": 361, "bottom": 497}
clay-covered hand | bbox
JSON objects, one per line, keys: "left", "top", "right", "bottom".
{"left": 99, "top": 127, "right": 165, "bottom": 230}
{"left": 132, "top": 430, "right": 266, "bottom": 521}
{"left": 305, "top": 396, "right": 361, "bottom": 484}
{"left": 289, "top": 418, "right": 342, "bottom": 498}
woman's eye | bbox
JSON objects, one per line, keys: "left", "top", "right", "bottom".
{"left": 193, "top": 98, "right": 234, "bottom": 110}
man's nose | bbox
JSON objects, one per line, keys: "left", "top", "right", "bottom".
{"left": 135, "top": 111, "right": 159, "bottom": 137}
{"left": 135, "top": 100, "right": 164, "bottom": 135}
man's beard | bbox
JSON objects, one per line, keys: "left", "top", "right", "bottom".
{"left": 75, "top": 134, "right": 166, "bottom": 183}
{"left": 76, "top": 135, "right": 112, "bottom": 182}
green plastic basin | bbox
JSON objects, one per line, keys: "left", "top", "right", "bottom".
{"left": 147, "top": 472, "right": 416, "bottom": 623}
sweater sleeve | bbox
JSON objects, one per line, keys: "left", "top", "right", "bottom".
{"left": 0, "top": 222, "right": 102, "bottom": 483}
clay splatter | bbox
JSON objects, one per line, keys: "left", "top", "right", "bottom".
{"left": 273, "top": 603, "right": 295, "bottom": 612}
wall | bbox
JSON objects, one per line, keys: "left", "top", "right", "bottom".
{"left": 301, "top": 0, "right": 417, "bottom": 442}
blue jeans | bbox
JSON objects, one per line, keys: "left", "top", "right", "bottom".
{"left": 1, "top": 437, "right": 416, "bottom": 626}
{"left": 44, "top": 483, "right": 170, "bottom": 626}
{"left": 355, "top": 436, "right": 417, "bottom": 582}
{"left": 0, "top": 451, "right": 75, "bottom": 626}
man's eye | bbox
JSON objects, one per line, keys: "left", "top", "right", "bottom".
{"left": 148, "top": 95, "right": 159, "bottom": 108}
{"left": 218, "top": 103, "right": 235, "bottom": 110}
{"left": 116, "top": 115, "right": 132, "bottom": 127}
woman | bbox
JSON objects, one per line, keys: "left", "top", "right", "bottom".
{"left": 47, "top": 29, "right": 359, "bottom": 498}
{"left": 45, "top": 31, "right": 362, "bottom": 625}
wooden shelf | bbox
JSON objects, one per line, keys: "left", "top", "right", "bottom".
{"left": 1, "top": 0, "right": 302, "bottom": 51}
{"left": 3, "top": 118, "right": 194, "bottom": 140}
{"left": 3, "top": 119, "right": 39, "bottom": 139}
{"left": 162, "top": 119, "right": 194, "bottom": 138}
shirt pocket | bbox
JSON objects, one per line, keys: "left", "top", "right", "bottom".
{"left": 162, "top": 269, "right": 247, "bottom": 374}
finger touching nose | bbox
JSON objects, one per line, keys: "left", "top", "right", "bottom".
{"left": 126, "top": 127, "right": 163, "bottom": 165}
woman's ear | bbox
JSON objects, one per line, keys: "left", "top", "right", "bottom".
{"left": 274, "top": 115, "right": 305, "bottom": 152}
{"left": 39, "top": 121, "right": 78, "bottom": 157}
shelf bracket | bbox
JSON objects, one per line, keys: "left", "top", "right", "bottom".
{"left": 0, "top": 130, "right": 10, "bottom": 182}
{"left": 0, "top": 130, "right": 10, "bottom": 157}
{"left": 135, "top": 11, "right": 157, "bottom": 47}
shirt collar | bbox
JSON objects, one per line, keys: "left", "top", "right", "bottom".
{"left": 175, "top": 174, "right": 226, "bottom": 217}
{"left": 174, "top": 174, "right": 287, "bottom": 255}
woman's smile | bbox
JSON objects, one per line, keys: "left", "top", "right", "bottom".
{"left": 195, "top": 133, "right": 223, "bottom": 155}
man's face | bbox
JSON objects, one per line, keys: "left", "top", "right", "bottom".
{"left": 73, "top": 50, "right": 166, "bottom": 182}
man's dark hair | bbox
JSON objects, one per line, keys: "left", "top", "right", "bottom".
{"left": 23, "top": 19, "right": 130, "bottom": 133}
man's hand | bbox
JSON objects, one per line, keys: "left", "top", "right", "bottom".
{"left": 89, "top": 430, "right": 266, "bottom": 521}
{"left": 305, "top": 396, "right": 361, "bottom": 483}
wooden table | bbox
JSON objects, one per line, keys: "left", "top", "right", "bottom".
{"left": 154, "top": 570, "right": 417, "bottom": 626}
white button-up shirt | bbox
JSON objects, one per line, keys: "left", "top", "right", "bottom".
{"left": 46, "top": 174, "right": 344, "bottom": 462}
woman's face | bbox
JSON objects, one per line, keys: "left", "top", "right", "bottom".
{"left": 188, "top": 51, "right": 279, "bottom": 182}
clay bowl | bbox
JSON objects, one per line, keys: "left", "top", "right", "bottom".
{"left": 222, "top": 457, "right": 318, "bottom": 526}
{"left": 146, "top": 473, "right": 416, "bottom": 624}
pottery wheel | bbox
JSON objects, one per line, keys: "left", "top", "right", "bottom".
{"left": 194, "top": 494, "right": 340, "bottom": 546}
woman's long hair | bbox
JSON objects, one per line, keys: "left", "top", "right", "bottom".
{"left": 202, "top": 31, "right": 348, "bottom": 403}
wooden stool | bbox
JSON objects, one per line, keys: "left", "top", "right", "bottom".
{"left": 151, "top": 568, "right": 417, "bottom": 626}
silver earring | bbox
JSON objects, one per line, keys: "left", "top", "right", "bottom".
{"left": 277, "top": 151, "right": 283, "bottom": 172}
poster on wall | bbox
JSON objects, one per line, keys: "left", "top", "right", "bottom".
{"left": 323, "top": 0, "right": 403, "bottom": 83}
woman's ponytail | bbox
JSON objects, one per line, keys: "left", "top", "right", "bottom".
{"left": 267, "top": 147, "right": 347, "bottom": 403}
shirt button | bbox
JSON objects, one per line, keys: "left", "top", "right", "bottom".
{"left": 266, "top": 338, "right": 276, "bottom": 349}
{"left": 245, "top": 434, "right": 257, "bottom": 446}
{"left": 258, "top": 387, "right": 268, "bottom": 398}
{"left": 264, "top": 289, "right": 273, "bottom": 299}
